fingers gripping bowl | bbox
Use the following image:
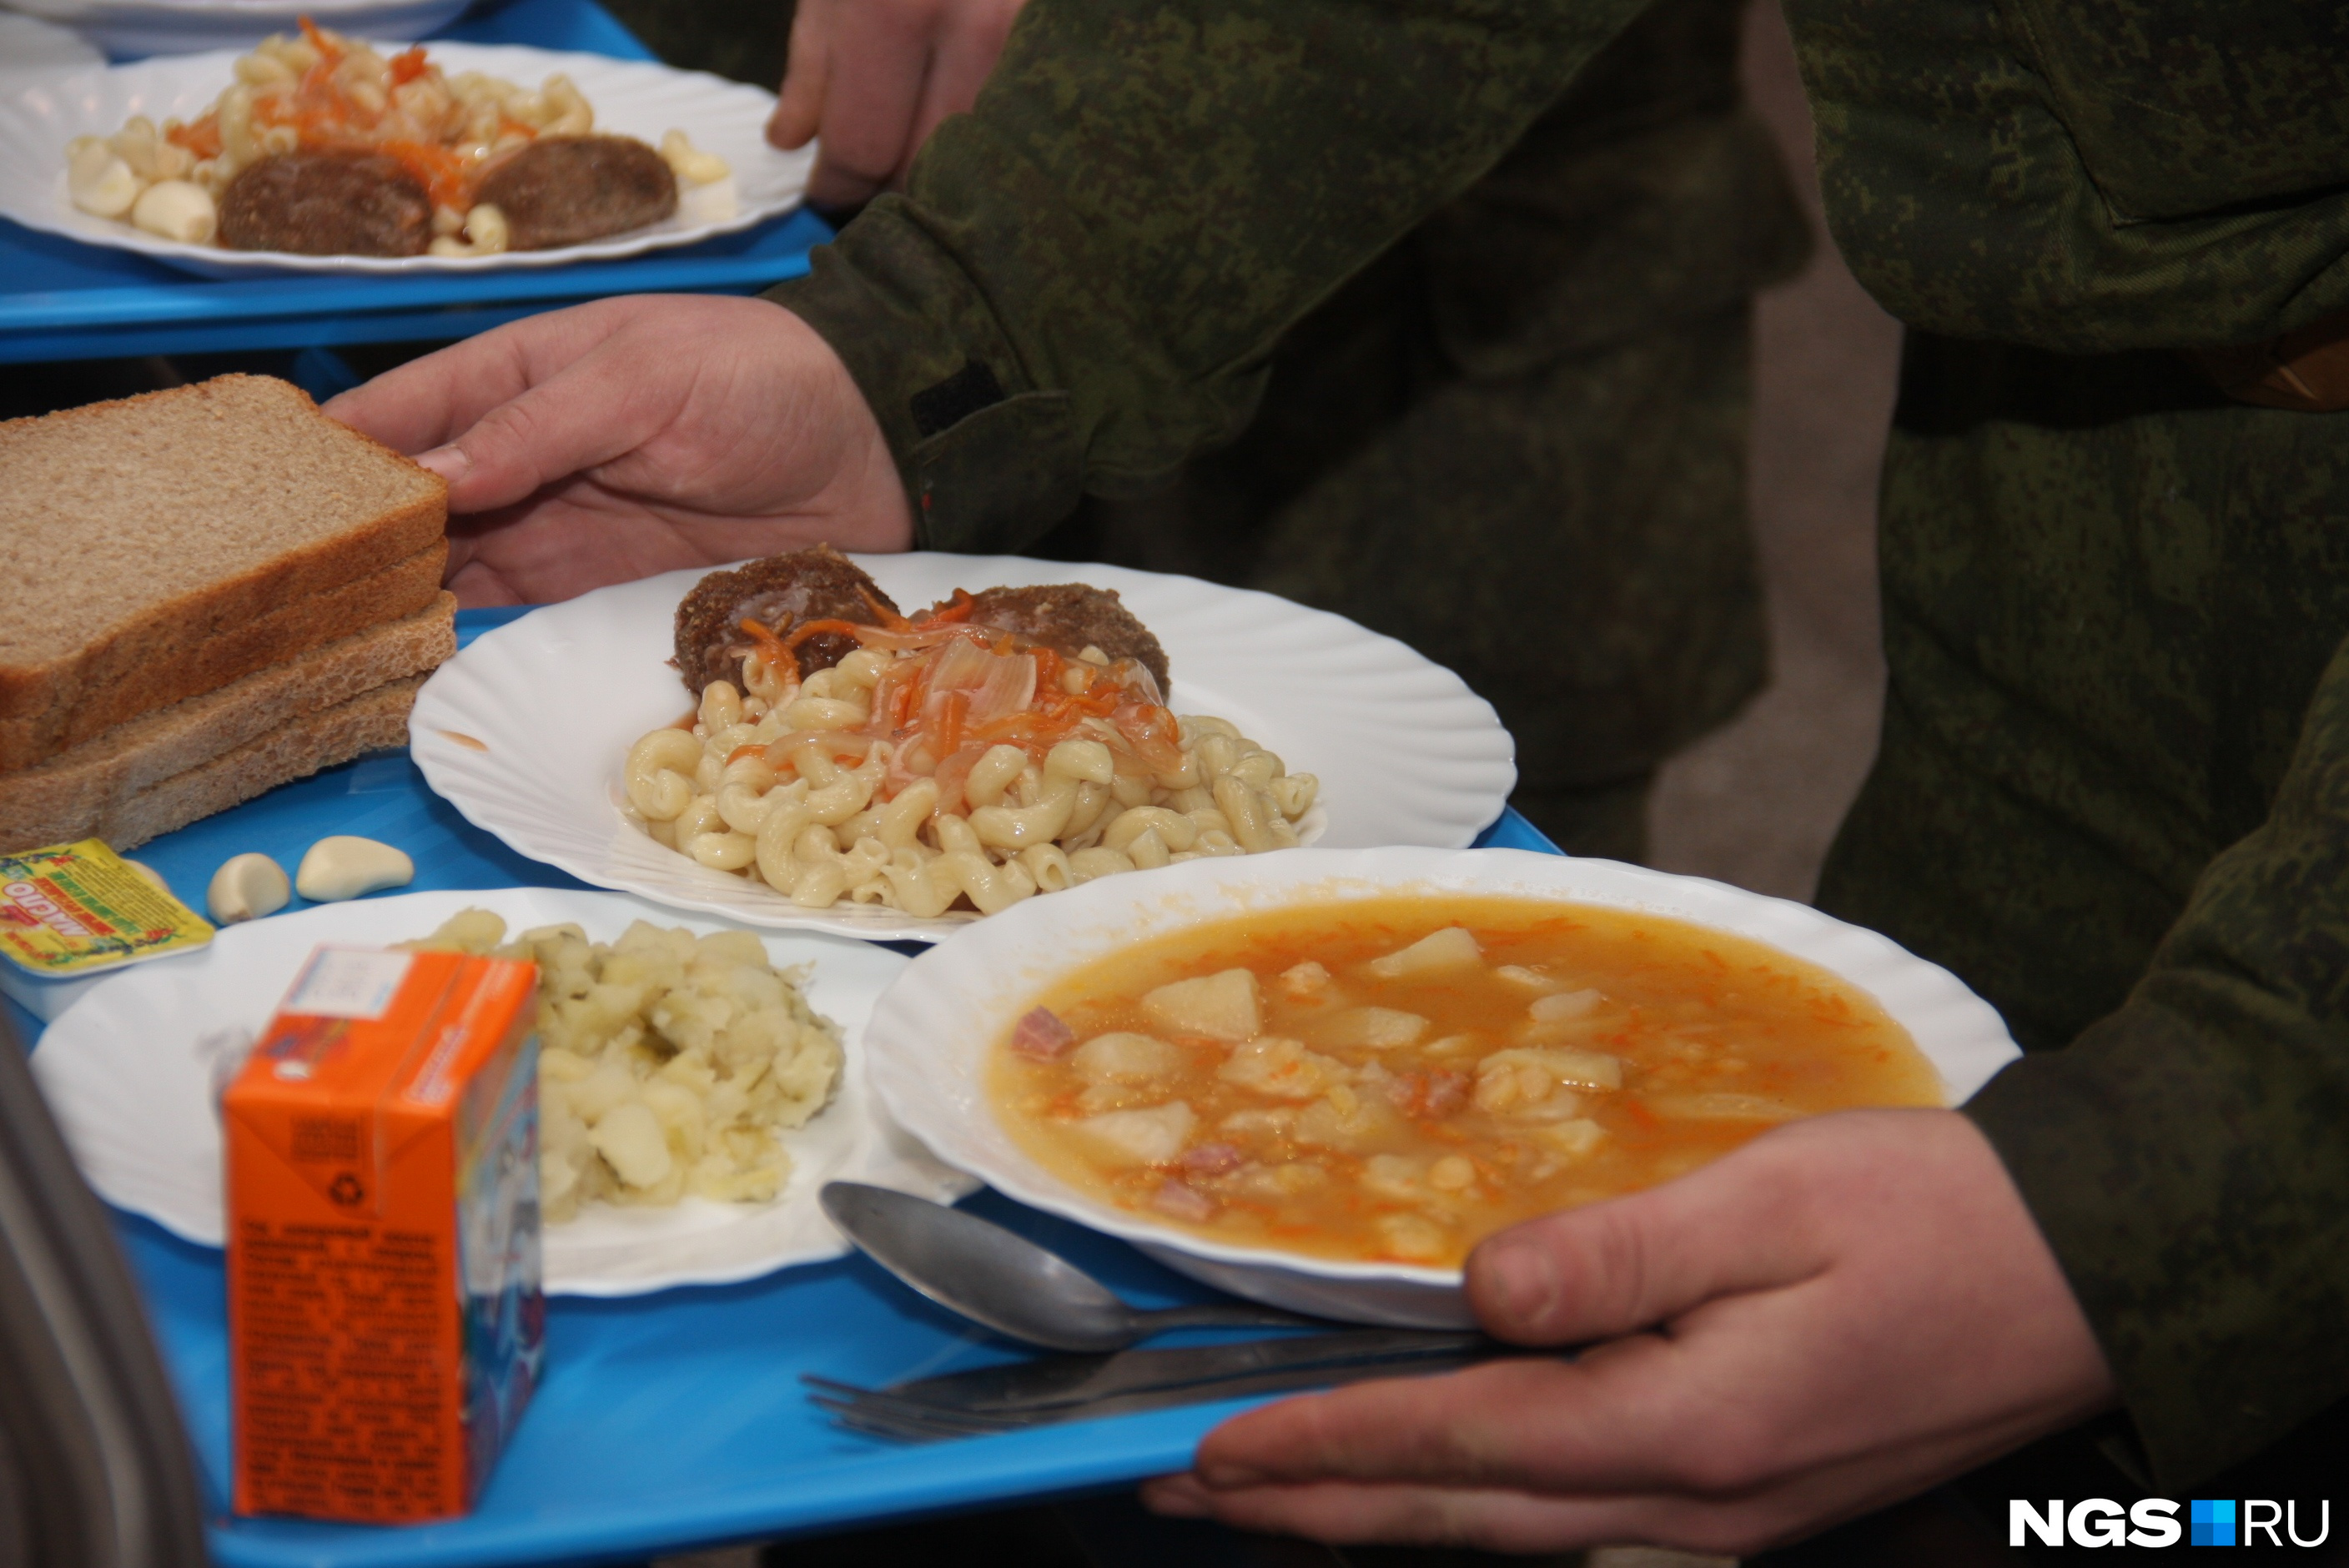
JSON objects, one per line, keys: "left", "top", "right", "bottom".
{"left": 862, "top": 847, "right": 2022, "bottom": 1328}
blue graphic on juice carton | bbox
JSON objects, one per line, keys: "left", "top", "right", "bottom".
{"left": 458, "top": 1025, "right": 542, "bottom": 1502}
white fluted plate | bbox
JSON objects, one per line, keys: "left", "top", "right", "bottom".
{"left": 863, "top": 847, "right": 2023, "bottom": 1328}
{"left": 28, "top": 887, "right": 974, "bottom": 1296}
{"left": 0, "top": 43, "right": 810, "bottom": 273}
{"left": 0, "top": 0, "right": 471, "bottom": 59}
{"left": 409, "top": 554, "right": 1518, "bottom": 942}
{"left": 0, "top": 13, "right": 104, "bottom": 75}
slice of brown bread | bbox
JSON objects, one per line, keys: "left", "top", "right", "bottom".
{"left": 0, "top": 540, "right": 445, "bottom": 771}
{"left": 2, "top": 675, "right": 427, "bottom": 852}
{"left": 0, "top": 374, "right": 446, "bottom": 726}
{"left": 0, "top": 593, "right": 454, "bottom": 849}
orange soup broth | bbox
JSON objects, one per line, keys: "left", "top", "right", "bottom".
{"left": 987, "top": 896, "right": 1943, "bottom": 1269}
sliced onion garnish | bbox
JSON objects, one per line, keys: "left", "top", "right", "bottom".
{"left": 968, "top": 648, "right": 1039, "bottom": 726}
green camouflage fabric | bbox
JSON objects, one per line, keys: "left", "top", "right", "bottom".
{"left": 1042, "top": 297, "right": 1768, "bottom": 861}
{"left": 766, "top": 0, "right": 2349, "bottom": 1491}
{"left": 1790, "top": 0, "right": 2349, "bottom": 350}
{"left": 1034, "top": 0, "right": 1808, "bottom": 857}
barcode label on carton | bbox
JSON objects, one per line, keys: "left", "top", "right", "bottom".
{"left": 284, "top": 949, "right": 412, "bottom": 1020}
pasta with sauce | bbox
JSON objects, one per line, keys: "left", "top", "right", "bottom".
{"left": 623, "top": 587, "right": 1320, "bottom": 917}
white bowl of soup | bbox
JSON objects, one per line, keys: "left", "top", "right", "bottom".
{"left": 862, "top": 847, "right": 2020, "bottom": 1327}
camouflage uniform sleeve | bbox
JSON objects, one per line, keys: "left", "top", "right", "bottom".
{"left": 1964, "top": 631, "right": 2349, "bottom": 1485}
{"left": 1789, "top": 0, "right": 2349, "bottom": 351}
{"left": 766, "top": 0, "right": 1651, "bottom": 552}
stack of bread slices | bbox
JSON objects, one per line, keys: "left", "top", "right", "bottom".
{"left": 0, "top": 374, "right": 455, "bottom": 852}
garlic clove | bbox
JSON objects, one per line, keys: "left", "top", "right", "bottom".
{"left": 208, "top": 852, "right": 291, "bottom": 924}
{"left": 129, "top": 178, "right": 217, "bottom": 244}
{"left": 294, "top": 837, "right": 414, "bottom": 902}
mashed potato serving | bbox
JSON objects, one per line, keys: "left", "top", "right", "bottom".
{"left": 401, "top": 908, "right": 842, "bottom": 1223}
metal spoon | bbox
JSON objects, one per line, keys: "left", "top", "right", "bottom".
{"left": 821, "top": 1181, "right": 1326, "bottom": 1353}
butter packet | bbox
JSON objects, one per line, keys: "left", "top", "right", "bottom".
{"left": 0, "top": 839, "right": 213, "bottom": 988}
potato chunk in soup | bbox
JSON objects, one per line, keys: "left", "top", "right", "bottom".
{"left": 1139, "top": 968, "right": 1260, "bottom": 1041}
{"left": 988, "top": 896, "right": 1944, "bottom": 1269}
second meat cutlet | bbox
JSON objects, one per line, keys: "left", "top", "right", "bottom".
{"left": 475, "top": 135, "right": 677, "bottom": 250}
{"left": 949, "top": 585, "right": 1171, "bottom": 695}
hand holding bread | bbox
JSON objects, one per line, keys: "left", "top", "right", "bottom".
{"left": 324, "top": 294, "right": 916, "bottom": 606}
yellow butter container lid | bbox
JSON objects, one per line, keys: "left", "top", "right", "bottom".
{"left": 0, "top": 839, "right": 214, "bottom": 979}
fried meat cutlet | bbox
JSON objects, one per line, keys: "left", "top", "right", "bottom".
{"left": 949, "top": 585, "right": 1171, "bottom": 694}
{"left": 218, "top": 151, "right": 432, "bottom": 256}
{"left": 673, "top": 545, "right": 900, "bottom": 695}
{"left": 475, "top": 135, "right": 677, "bottom": 251}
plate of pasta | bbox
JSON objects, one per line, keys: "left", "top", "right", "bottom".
{"left": 30, "top": 887, "right": 977, "bottom": 1296}
{"left": 408, "top": 554, "right": 1518, "bottom": 942}
{"left": 0, "top": 37, "right": 812, "bottom": 274}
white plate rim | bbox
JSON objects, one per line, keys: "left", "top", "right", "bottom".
{"left": 407, "top": 554, "right": 1519, "bottom": 942}
{"left": 861, "top": 845, "right": 2025, "bottom": 1293}
{"left": 28, "top": 886, "right": 976, "bottom": 1295}
{"left": 12, "top": 0, "right": 462, "bottom": 18}
{"left": 0, "top": 42, "right": 811, "bottom": 274}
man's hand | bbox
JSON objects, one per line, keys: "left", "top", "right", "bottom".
{"left": 767, "top": 0, "right": 1029, "bottom": 208}
{"left": 325, "top": 294, "right": 913, "bottom": 606}
{"left": 1144, "top": 1109, "right": 2115, "bottom": 1555}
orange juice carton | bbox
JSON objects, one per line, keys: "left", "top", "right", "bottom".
{"left": 223, "top": 944, "right": 543, "bottom": 1523}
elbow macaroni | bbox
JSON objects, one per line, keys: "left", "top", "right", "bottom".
{"left": 624, "top": 670, "right": 1318, "bottom": 918}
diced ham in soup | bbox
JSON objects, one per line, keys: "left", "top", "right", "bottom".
{"left": 1009, "top": 1006, "right": 1077, "bottom": 1060}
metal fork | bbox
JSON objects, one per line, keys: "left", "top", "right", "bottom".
{"left": 805, "top": 1332, "right": 1515, "bottom": 1442}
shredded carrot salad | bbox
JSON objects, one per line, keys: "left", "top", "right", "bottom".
{"left": 734, "top": 596, "right": 1185, "bottom": 814}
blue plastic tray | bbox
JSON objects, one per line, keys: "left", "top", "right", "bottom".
{"left": 10, "top": 607, "right": 1558, "bottom": 1566}
{"left": 0, "top": 0, "right": 829, "bottom": 365}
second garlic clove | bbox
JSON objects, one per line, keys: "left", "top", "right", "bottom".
{"left": 129, "top": 178, "right": 217, "bottom": 244}
{"left": 295, "top": 837, "right": 415, "bottom": 902}
{"left": 208, "top": 853, "right": 290, "bottom": 924}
